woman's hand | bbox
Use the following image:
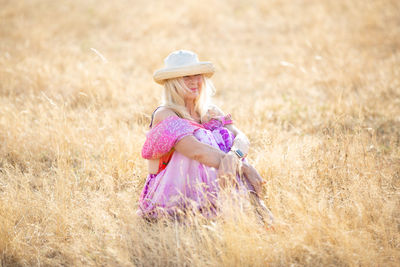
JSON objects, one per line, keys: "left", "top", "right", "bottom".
{"left": 241, "top": 162, "right": 265, "bottom": 196}
{"left": 217, "top": 153, "right": 239, "bottom": 188}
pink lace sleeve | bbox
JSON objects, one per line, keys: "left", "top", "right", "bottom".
{"left": 141, "top": 116, "right": 200, "bottom": 159}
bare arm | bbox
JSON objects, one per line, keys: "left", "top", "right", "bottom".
{"left": 174, "top": 135, "right": 226, "bottom": 168}
{"left": 150, "top": 107, "right": 227, "bottom": 169}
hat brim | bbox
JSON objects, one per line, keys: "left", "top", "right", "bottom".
{"left": 153, "top": 62, "right": 214, "bottom": 84}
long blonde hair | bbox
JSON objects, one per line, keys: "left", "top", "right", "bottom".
{"left": 162, "top": 75, "right": 215, "bottom": 122}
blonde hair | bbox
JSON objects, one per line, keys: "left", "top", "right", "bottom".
{"left": 162, "top": 75, "right": 215, "bottom": 122}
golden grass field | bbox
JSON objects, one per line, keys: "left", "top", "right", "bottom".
{"left": 1, "top": 0, "right": 399, "bottom": 266}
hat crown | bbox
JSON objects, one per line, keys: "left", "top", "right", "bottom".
{"left": 164, "top": 50, "right": 199, "bottom": 68}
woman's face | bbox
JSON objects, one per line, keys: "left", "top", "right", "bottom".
{"left": 182, "top": 74, "right": 203, "bottom": 100}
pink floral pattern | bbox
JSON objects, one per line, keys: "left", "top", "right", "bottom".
{"left": 202, "top": 114, "right": 233, "bottom": 130}
{"left": 202, "top": 114, "right": 234, "bottom": 153}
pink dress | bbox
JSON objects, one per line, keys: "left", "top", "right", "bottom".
{"left": 137, "top": 114, "right": 256, "bottom": 220}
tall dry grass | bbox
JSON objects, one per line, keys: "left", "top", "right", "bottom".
{"left": 0, "top": 0, "right": 399, "bottom": 266}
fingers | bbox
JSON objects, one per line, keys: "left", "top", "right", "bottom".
{"left": 218, "top": 153, "right": 238, "bottom": 176}
{"left": 218, "top": 153, "right": 240, "bottom": 189}
{"left": 250, "top": 177, "right": 261, "bottom": 195}
{"left": 243, "top": 166, "right": 266, "bottom": 196}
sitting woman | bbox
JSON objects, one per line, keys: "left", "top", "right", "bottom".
{"left": 138, "top": 50, "right": 272, "bottom": 223}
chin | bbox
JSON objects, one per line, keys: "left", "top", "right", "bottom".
{"left": 184, "top": 96, "right": 197, "bottom": 102}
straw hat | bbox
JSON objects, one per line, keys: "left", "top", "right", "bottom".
{"left": 153, "top": 50, "right": 215, "bottom": 84}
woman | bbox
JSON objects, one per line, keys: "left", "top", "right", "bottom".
{"left": 138, "top": 50, "right": 272, "bottom": 222}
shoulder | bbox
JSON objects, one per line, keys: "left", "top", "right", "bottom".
{"left": 152, "top": 107, "right": 178, "bottom": 127}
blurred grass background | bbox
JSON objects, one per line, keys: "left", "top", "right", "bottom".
{"left": 0, "top": 0, "right": 399, "bottom": 266}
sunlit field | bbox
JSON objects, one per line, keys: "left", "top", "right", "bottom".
{"left": 1, "top": 0, "right": 399, "bottom": 266}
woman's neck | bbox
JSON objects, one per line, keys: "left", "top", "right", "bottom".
{"left": 185, "top": 99, "right": 199, "bottom": 121}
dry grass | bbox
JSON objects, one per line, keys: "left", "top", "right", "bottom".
{"left": 1, "top": 0, "right": 399, "bottom": 266}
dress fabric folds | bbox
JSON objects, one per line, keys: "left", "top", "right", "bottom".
{"left": 138, "top": 115, "right": 248, "bottom": 219}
